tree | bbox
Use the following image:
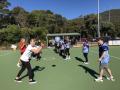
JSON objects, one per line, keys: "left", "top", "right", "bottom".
{"left": 0, "top": 0, "right": 11, "bottom": 10}
{"left": 101, "top": 21, "right": 115, "bottom": 37}
{"left": 11, "top": 7, "right": 29, "bottom": 28}
{"left": 101, "top": 9, "right": 120, "bottom": 38}
{"left": 0, "top": 0, "right": 11, "bottom": 28}
{"left": 84, "top": 14, "right": 98, "bottom": 38}
{"left": 0, "top": 25, "right": 21, "bottom": 44}
{"left": 30, "top": 27, "right": 48, "bottom": 40}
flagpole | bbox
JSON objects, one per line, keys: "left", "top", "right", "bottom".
{"left": 97, "top": 0, "right": 101, "bottom": 37}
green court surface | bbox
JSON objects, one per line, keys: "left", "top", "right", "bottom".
{"left": 0, "top": 46, "right": 120, "bottom": 90}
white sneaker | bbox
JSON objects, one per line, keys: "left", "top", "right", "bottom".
{"left": 106, "top": 76, "right": 110, "bottom": 80}
{"left": 29, "top": 80, "right": 37, "bottom": 84}
{"left": 84, "top": 62, "right": 89, "bottom": 65}
{"left": 17, "top": 63, "right": 21, "bottom": 68}
{"left": 95, "top": 77, "right": 103, "bottom": 82}
{"left": 32, "top": 57, "right": 36, "bottom": 60}
{"left": 110, "top": 78, "right": 115, "bottom": 81}
{"left": 107, "top": 76, "right": 115, "bottom": 81}
{"left": 15, "top": 78, "right": 22, "bottom": 83}
{"left": 64, "top": 58, "right": 68, "bottom": 60}
{"left": 68, "top": 56, "right": 71, "bottom": 59}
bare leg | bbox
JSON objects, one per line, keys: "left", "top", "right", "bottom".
{"left": 99, "top": 69, "right": 104, "bottom": 79}
{"left": 18, "top": 59, "right": 21, "bottom": 64}
{"left": 106, "top": 68, "right": 113, "bottom": 77}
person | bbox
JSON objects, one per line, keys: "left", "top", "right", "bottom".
{"left": 82, "top": 40, "right": 89, "bottom": 64}
{"left": 31, "top": 40, "right": 42, "bottom": 61}
{"left": 95, "top": 38, "right": 115, "bottom": 82}
{"left": 15, "top": 39, "right": 44, "bottom": 84}
{"left": 54, "top": 36, "right": 60, "bottom": 53}
{"left": 17, "top": 38, "right": 26, "bottom": 67}
{"left": 64, "top": 39, "right": 71, "bottom": 60}
{"left": 59, "top": 39, "right": 65, "bottom": 57}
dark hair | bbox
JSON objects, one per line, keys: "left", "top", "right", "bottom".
{"left": 29, "top": 38, "right": 36, "bottom": 43}
{"left": 97, "top": 37, "right": 104, "bottom": 41}
{"left": 84, "top": 39, "right": 88, "bottom": 43}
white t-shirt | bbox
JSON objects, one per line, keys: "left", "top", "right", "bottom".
{"left": 55, "top": 37, "right": 60, "bottom": 43}
{"left": 20, "top": 45, "right": 36, "bottom": 62}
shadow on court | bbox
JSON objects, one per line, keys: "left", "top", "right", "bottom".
{"left": 20, "top": 66, "right": 45, "bottom": 80}
{"left": 78, "top": 65, "right": 99, "bottom": 79}
{"left": 75, "top": 57, "right": 84, "bottom": 63}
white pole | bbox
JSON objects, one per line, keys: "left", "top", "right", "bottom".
{"left": 97, "top": 0, "right": 101, "bottom": 37}
{"left": 109, "top": 10, "right": 111, "bottom": 22}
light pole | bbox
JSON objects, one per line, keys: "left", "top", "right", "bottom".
{"left": 97, "top": 0, "right": 101, "bottom": 37}
{"left": 109, "top": 9, "right": 111, "bottom": 22}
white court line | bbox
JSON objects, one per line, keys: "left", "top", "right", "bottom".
{"left": 90, "top": 50, "right": 120, "bottom": 60}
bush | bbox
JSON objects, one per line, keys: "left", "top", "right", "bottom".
{"left": 0, "top": 25, "right": 48, "bottom": 46}
{"left": 0, "top": 25, "right": 21, "bottom": 44}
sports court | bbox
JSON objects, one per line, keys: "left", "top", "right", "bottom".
{"left": 0, "top": 46, "right": 120, "bottom": 90}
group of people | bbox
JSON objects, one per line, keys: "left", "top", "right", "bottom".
{"left": 54, "top": 36, "right": 71, "bottom": 60}
{"left": 82, "top": 38, "right": 115, "bottom": 82}
{"left": 14, "top": 37, "right": 115, "bottom": 84}
{"left": 15, "top": 38, "right": 44, "bottom": 84}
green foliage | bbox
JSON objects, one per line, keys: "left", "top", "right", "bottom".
{"left": 84, "top": 14, "right": 98, "bottom": 38}
{"left": 11, "top": 7, "right": 29, "bottom": 27}
{"left": 101, "top": 21, "right": 115, "bottom": 37}
{"left": 101, "top": 9, "right": 120, "bottom": 37}
{"left": 31, "top": 27, "right": 48, "bottom": 40}
{"left": 0, "top": 0, "right": 11, "bottom": 10}
{"left": 0, "top": 25, "right": 21, "bottom": 44}
{"left": 0, "top": 0, "right": 120, "bottom": 45}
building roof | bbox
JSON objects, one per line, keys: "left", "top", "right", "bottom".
{"left": 47, "top": 33, "right": 80, "bottom": 37}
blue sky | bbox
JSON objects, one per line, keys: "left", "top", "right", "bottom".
{"left": 8, "top": 0, "right": 120, "bottom": 19}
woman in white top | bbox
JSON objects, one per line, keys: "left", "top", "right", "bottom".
{"left": 15, "top": 39, "right": 44, "bottom": 84}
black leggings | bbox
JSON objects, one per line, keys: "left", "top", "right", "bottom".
{"left": 65, "top": 48, "right": 70, "bottom": 56}
{"left": 32, "top": 52, "right": 41, "bottom": 60}
{"left": 17, "top": 60, "right": 33, "bottom": 80}
{"left": 60, "top": 50, "right": 65, "bottom": 56}
{"left": 83, "top": 53, "right": 88, "bottom": 62}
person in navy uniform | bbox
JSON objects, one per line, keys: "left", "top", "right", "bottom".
{"left": 95, "top": 38, "right": 115, "bottom": 82}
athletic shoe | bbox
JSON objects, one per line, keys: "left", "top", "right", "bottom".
{"left": 32, "top": 57, "right": 36, "bottom": 60}
{"left": 107, "top": 76, "right": 115, "bottom": 81}
{"left": 84, "top": 62, "right": 89, "bottom": 65}
{"left": 64, "top": 56, "right": 68, "bottom": 60}
{"left": 106, "top": 76, "right": 110, "bottom": 80}
{"left": 110, "top": 78, "right": 115, "bottom": 81}
{"left": 68, "top": 56, "right": 71, "bottom": 60}
{"left": 15, "top": 78, "right": 22, "bottom": 83}
{"left": 29, "top": 80, "right": 37, "bottom": 84}
{"left": 17, "top": 63, "right": 21, "bottom": 68}
{"left": 64, "top": 58, "right": 68, "bottom": 60}
{"left": 95, "top": 77, "right": 103, "bottom": 82}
